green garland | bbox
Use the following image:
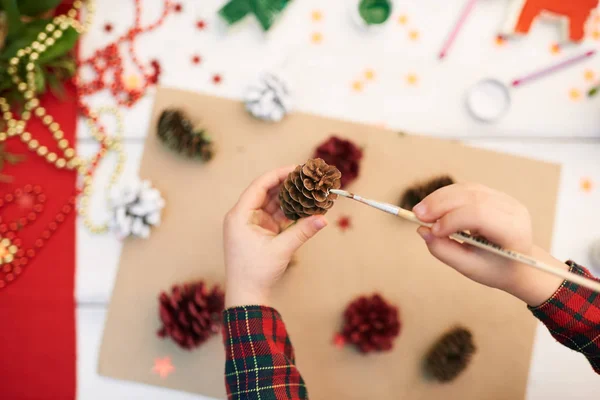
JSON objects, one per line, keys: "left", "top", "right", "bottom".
{"left": 0, "top": 0, "right": 78, "bottom": 106}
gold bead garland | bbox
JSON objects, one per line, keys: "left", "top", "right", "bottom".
{"left": 0, "top": 0, "right": 128, "bottom": 235}
{"left": 79, "top": 106, "right": 126, "bottom": 234}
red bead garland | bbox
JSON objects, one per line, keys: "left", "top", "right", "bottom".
{"left": 0, "top": 186, "right": 76, "bottom": 289}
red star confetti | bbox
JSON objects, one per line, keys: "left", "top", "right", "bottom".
{"left": 581, "top": 178, "right": 594, "bottom": 193}
{"left": 196, "top": 20, "right": 207, "bottom": 30}
{"left": 337, "top": 216, "right": 352, "bottom": 231}
{"left": 191, "top": 55, "right": 202, "bottom": 65}
{"left": 333, "top": 333, "right": 346, "bottom": 349}
{"left": 103, "top": 23, "right": 113, "bottom": 33}
{"left": 212, "top": 74, "right": 223, "bottom": 84}
{"left": 152, "top": 357, "right": 175, "bottom": 378}
{"left": 173, "top": 3, "right": 183, "bottom": 13}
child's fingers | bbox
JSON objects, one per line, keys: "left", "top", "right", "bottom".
{"left": 413, "top": 184, "right": 471, "bottom": 222}
{"left": 417, "top": 226, "right": 479, "bottom": 275}
{"left": 430, "top": 204, "right": 510, "bottom": 245}
{"left": 275, "top": 216, "right": 328, "bottom": 253}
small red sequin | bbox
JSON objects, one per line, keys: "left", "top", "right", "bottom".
{"left": 337, "top": 216, "right": 352, "bottom": 231}
{"left": 174, "top": 3, "right": 183, "bottom": 12}
{"left": 104, "top": 23, "right": 114, "bottom": 33}
{"left": 212, "top": 74, "right": 222, "bottom": 84}
{"left": 196, "top": 20, "right": 207, "bottom": 30}
{"left": 192, "top": 55, "right": 202, "bottom": 65}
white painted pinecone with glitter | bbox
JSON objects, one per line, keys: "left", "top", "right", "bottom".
{"left": 109, "top": 179, "right": 165, "bottom": 239}
{"left": 244, "top": 73, "right": 292, "bottom": 122}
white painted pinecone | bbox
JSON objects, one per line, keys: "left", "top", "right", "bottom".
{"left": 109, "top": 179, "right": 165, "bottom": 239}
{"left": 244, "top": 73, "right": 292, "bottom": 122}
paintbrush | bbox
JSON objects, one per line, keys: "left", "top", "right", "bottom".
{"left": 330, "top": 189, "right": 600, "bottom": 294}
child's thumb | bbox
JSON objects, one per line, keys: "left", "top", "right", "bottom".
{"left": 276, "top": 216, "right": 328, "bottom": 253}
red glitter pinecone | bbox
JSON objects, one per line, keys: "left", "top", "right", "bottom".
{"left": 314, "top": 136, "right": 363, "bottom": 188}
{"left": 157, "top": 281, "right": 225, "bottom": 350}
{"left": 341, "top": 293, "right": 401, "bottom": 353}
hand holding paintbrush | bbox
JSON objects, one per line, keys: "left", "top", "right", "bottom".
{"left": 331, "top": 183, "right": 600, "bottom": 303}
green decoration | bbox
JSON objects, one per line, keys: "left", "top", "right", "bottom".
{"left": 0, "top": 143, "right": 24, "bottom": 183}
{"left": 15, "top": 0, "right": 62, "bottom": 17}
{"left": 589, "top": 86, "right": 599, "bottom": 97}
{"left": 358, "top": 0, "right": 392, "bottom": 25}
{"left": 218, "top": 0, "right": 291, "bottom": 32}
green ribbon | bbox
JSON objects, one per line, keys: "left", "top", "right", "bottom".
{"left": 219, "top": 0, "right": 291, "bottom": 32}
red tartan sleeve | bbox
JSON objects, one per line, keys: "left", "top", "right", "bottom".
{"left": 222, "top": 306, "right": 308, "bottom": 399}
{"left": 529, "top": 261, "right": 600, "bottom": 374}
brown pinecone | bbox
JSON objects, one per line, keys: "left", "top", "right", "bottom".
{"left": 425, "top": 327, "right": 476, "bottom": 382}
{"left": 279, "top": 158, "right": 342, "bottom": 220}
{"left": 157, "top": 109, "right": 214, "bottom": 161}
{"left": 157, "top": 281, "right": 225, "bottom": 350}
{"left": 341, "top": 293, "right": 401, "bottom": 354}
{"left": 399, "top": 175, "right": 454, "bottom": 210}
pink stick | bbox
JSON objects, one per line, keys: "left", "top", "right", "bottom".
{"left": 512, "top": 50, "right": 596, "bottom": 87}
{"left": 439, "top": 0, "right": 478, "bottom": 60}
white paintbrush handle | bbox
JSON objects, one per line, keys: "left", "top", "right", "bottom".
{"left": 395, "top": 208, "right": 600, "bottom": 293}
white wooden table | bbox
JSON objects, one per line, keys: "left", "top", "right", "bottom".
{"left": 75, "top": 1, "right": 600, "bottom": 398}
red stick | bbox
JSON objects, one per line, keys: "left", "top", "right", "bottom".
{"left": 439, "top": 0, "right": 478, "bottom": 60}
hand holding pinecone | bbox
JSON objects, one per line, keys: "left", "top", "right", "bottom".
{"left": 279, "top": 158, "right": 341, "bottom": 220}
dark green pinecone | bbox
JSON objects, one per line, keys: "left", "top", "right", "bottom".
{"left": 157, "top": 109, "right": 214, "bottom": 161}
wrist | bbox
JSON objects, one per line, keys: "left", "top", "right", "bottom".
{"left": 503, "top": 245, "right": 568, "bottom": 307}
{"left": 225, "top": 282, "right": 271, "bottom": 308}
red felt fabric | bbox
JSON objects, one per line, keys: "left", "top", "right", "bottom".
{"left": 0, "top": 86, "right": 77, "bottom": 399}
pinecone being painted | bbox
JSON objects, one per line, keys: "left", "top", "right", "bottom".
{"left": 157, "top": 109, "right": 214, "bottom": 161}
{"left": 157, "top": 281, "right": 225, "bottom": 350}
{"left": 279, "top": 158, "right": 341, "bottom": 220}
{"left": 425, "top": 327, "right": 476, "bottom": 382}
{"left": 314, "top": 136, "right": 363, "bottom": 188}
{"left": 399, "top": 175, "right": 454, "bottom": 210}
{"left": 341, "top": 293, "right": 401, "bottom": 354}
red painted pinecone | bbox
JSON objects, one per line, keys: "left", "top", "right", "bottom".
{"left": 157, "top": 281, "right": 225, "bottom": 350}
{"left": 279, "top": 158, "right": 341, "bottom": 220}
{"left": 399, "top": 175, "right": 454, "bottom": 210}
{"left": 314, "top": 136, "right": 363, "bottom": 188}
{"left": 425, "top": 327, "right": 476, "bottom": 382}
{"left": 341, "top": 293, "right": 401, "bottom": 354}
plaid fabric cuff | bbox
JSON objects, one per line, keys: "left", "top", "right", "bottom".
{"left": 529, "top": 261, "right": 600, "bottom": 374}
{"left": 222, "top": 306, "right": 308, "bottom": 399}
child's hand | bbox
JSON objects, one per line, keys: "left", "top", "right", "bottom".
{"left": 413, "top": 183, "right": 568, "bottom": 307}
{"left": 223, "top": 166, "right": 328, "bottom": 308}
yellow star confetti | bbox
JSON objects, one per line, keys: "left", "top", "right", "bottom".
{"left": 364, "top": 69, "right": 376, "bottom": 81}
{"left": 311, "top": 32, "right": 323, "bottom": 44}
{"left": 592, "top": 30, "right": 600, "bottom": 40}
{"left": 585, "top": 70, "right": 596, "bottom": 82}
{"left": 408, "top": 30, "right": 419, "bottom": 41}
{"left": 311, "top": 10, "right": 323, "bottom": 22}
{"left": 550, "top": 43, "right": 561, "bottom": 54}
{"left": 580, "top": 178, "right": 594, "bottom": 193}
{"left": 569, "top": 88, "right": 582, "bottom": 101}
{"left": 406, "top": 73, "right": 418, "bottom": 85}
{"left": 123, "top": 74, "right": 142, "bottom": 91}
{"left": 495, "top": 35, "right": 507, "bottom": 46}
{"left": 397, "top": 15, "right": 408, "bottom": 25}
{"left": 352, "top": 81, "right": 364, "bottom": 92}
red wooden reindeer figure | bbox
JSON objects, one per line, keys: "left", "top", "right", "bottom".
{"left": 503, "top": 0, "right": 599, "bottom": 42}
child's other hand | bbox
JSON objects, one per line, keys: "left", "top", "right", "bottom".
{"left": 413, "top": 183, "right": 567, "bottom": 306}
{"left": 223, "top": 166, "right": 328, "bottom": 308}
